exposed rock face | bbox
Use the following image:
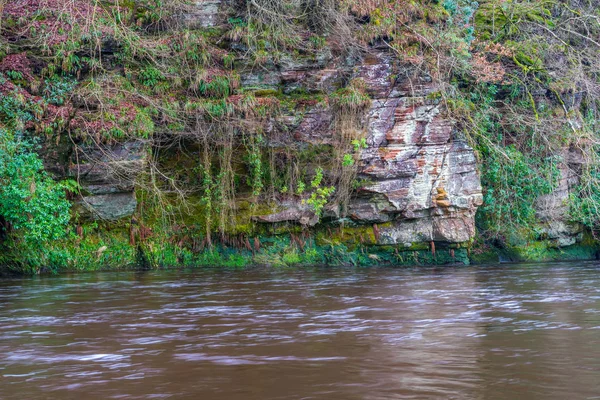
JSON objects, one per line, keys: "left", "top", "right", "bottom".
{"left": 82, "top": 193, "right": 138, "bottom": 221}
{"left": 254, "top": 200, "right": 319, "bottom": 227}
{"left": 263, "top": 50, "right": 483, "bottom": 246}
{"left": 69, "top": 142, "right": 145, "bottom": 221}
{"left": 182, "top": 0, "right": 223, "bottom": 28}
{"left": 536, "top": 148, "right": 585, "bottom": 247}
{"left": 240, "top": 50, "right": 343, "bottom": 93}
{"left": 353, "top": 52, "right": 482, "bottom": 245}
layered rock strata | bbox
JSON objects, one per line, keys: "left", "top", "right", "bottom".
{"left": 258, "top": 50, "right": 483, "bottom": 246}
{"left": 69, "top": 142, "right": 145, "bottom": 221}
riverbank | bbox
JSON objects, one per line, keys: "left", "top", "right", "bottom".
{"left": 2, "top": 231, "right": 599, "bottom": 275}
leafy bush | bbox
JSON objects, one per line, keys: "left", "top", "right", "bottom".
{"left": 0, "top": 129, "right": 72, "bottom": 271}
{"left": 478, "top": 145, "right": 558, "bottom": 234}
{"left": 305, "top": 167, "right": 335, "bottom": 218}
{"left": 282, "top": 249, "right": 301, "bottom": 265}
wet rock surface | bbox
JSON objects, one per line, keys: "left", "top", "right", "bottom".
{"left": 81, "top": 192, "right": 138, "bottom": 221}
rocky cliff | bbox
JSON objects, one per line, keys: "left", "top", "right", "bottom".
{"left": 251, "top": 49, "right": 483, "bottom": 247}
{"left": 2, "top": 0, "right": 598, "bottom": 272}
{"left": 66, "top": 6, "right": 484, "bottom": 252}
{"left": 41, "top": 1, "right": 583, "bottom": 257}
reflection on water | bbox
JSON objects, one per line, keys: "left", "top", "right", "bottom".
{"left": 1, "top": 263, "right": 600, "bottom": 399}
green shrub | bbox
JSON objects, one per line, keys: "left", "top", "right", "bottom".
{"left": 43, "top": 75, "right": 77, "bottom": 106}
{"left": 139, "top": 66, "right": 165, "bottom": 87}
{"left": 0, "top": 129, "right": 73, "bottom": 272}
{"left": 305, "top": 168, "right": 335, "bottom": 218}
{"left": 282, "top": 249, "right": 301, "bottom": 265}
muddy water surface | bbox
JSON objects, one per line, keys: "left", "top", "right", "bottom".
{"left": 1, "top": 263, "right": 600, "bottom": 399}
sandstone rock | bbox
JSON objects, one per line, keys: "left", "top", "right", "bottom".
{"left": 348, "top": 195, "right": 396, "bottom": 223}
{"left": 182, "top": 0, "right": 222, "bottom": 28}
{"left": 240, "top": 68, "right": 282, "bottom": 89}
{"left": 70, "top": 142, "right": 145, "bottom": 220}
{"left": 378, "top": 215, "right": 476, "bottom": 245}
{"left": 69, "top": 142, "right": 145, "bottom": 194}
{"left": 292, "top": 106, "right": 334, "bottom": 143}
{"left": 535, "top": 147, "right": 586, "bottom": 246}
{"left": 275, "top": 49, "right": 484, "bottom": 245}
{"left": 254, "top": 201, "right": 319, "bottom": 227}
{"left": 278, "top": 51, "right": 344, "bottom": 93}
{"left": 351, "top": 50, "right": 482, "bottom": 244}
{"left": 82, "top": 193, "right": 138, "bottom": 221}
{"left": 241, "top": 50, "right": 344, "bottom": 93}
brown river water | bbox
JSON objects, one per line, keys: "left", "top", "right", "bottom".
{"left": 1, "top": 262, "right": 600, "bottom": 399}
